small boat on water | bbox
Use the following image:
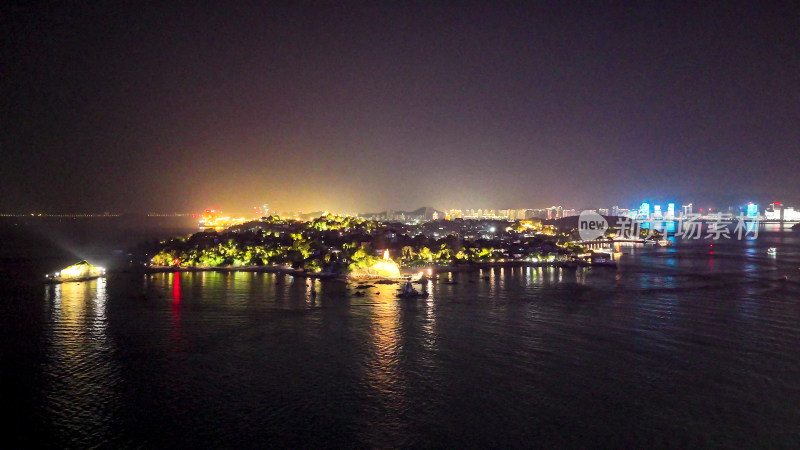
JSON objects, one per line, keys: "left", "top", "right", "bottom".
{"left": 767, "top": 247, "right": 777, "bottom": 255}
{"left": 397, "top": 279, "right": 428, "bottom": 299}
{"left": 45, "top": 260, "right": 106, "bottom": 283}
{"left": 589, "top": 251, "right": 618, "bottom": 268}
{"left": 397, "top": 290, "right": 429, "bottom": 299}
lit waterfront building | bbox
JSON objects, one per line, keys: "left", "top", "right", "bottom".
{"left": 637, "top": 203, "right": 651, "bottom": 220}
{"left": 765, "top": 202, "right": 800, "bottom": 221}
{"left": 446, "top": 209, "right": 463, "bottom": 220}
{"left": 652, "top": 205, "right": 662, "bottom": 219}
{"left": 682, "top": 203, "right": 693, "bottom": 217}
{"left": 546, "top": 206, "right": 562, "bottom": 220}
{"left": 667, "top": 203, "right": 675, "bottom": 218}
{"left": 562, "top": 209, "right": 578, "bottom": 218}
{"left": 198, "top": 209, "right": 248, "bottom": 231}
{"left": 497, "top": 209, "right": 526, "bottom": 220}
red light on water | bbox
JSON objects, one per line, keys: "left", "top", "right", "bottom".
{"left": 172, "top": 272, "right": 181, "bottom": 304}
{"left": 709, "top": 251, "right": 713, "bottom": 255}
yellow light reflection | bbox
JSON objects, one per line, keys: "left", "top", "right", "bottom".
{"left": 43, "top": 278, "right": 118, "bottom": 436}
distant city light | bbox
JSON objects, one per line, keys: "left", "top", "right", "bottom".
{"left": 638, "top": 203, "right": 650, "bottom": 219}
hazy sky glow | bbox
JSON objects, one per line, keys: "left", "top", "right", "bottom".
{"left": 4, "top": 1, "right": 798, "bottom": 215}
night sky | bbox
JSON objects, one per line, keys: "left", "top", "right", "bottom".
{"left": 3, "top": 1, "right": 798, "bottom": 214}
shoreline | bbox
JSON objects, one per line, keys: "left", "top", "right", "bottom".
{"left": 142, "top": 259, "right": 615, "bottom": 280}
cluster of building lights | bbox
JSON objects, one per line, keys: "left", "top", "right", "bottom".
{"left": 196, "top": 209, "right": 249, "bottom": 231}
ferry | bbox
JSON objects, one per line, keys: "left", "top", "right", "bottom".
{"left": 45, "top": 260, "right": 106, "bottom": 283}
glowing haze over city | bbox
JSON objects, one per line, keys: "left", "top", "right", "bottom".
{"left": 3, "top": 2, "right": 798, "bottom": 216}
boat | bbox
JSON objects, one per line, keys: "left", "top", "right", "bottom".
{"left": 45, "top": 260, "right": 106, "bottom": 283}
{"left": 767, "top": 247, "right": 777, "bottom": 255}
{"left": 397, "top": 279, "right": 428, "bottom": 299}
{"left": 397, "top": 290, "right": 429, "bottom": 299}
{"left": 590, "top": 259, "right": 618, "bottom": 268}
{"left": 589, "top": 251, "right": 618, "bottom": 268}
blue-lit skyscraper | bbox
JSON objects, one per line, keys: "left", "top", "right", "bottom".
{"left": 667, "top": 203, "right": 675, "bottom": 218}
{"left": 746, "top": 203, "right": 758, "bottom": 217}
{"left": 653, "top": 205, "right": 662, "bottom": 219}
{"left": 638, "top": 202, "right": 650, "bottom": 219}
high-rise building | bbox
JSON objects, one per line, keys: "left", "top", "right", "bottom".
{"left": 562, "top": 209, "right": 578, "bottom": 218}
{"left": 546, "top": 206, "right": 562, "bottom": 220}
{"left": 652, "top": 205, "right": 662, "bottom": 219}
{"left": 682, "top": 203, "right": 693, "bottom": 217}
{"left": 667, "top": 203, "right": 675, "bottom": 218}
{"left": 638, "top": 203, "right": 651, "bottom": 219}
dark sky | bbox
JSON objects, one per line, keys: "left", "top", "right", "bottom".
{"left": 3, "top": 1, "right": 798, "bottom": 214}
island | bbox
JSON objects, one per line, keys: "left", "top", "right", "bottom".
{"left": 138, "top": 214, "right": 612, "bottom": 278}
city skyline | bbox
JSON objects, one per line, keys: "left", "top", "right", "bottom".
{"left": 4, "top": 198, "right": 792, "bottom": 221}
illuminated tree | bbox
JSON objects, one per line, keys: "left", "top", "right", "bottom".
{"left": 348, "top": 244, "right": 376, "bottom": 271}
{"left": 418, "top": 247, "right": 434, "bottom": 261}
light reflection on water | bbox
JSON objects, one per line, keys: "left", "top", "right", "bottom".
{"left": 43, "top": 278, "right": 122, "bottom": 447}
{"left": 16, "top": 235, "right": 800, "bottom": 447}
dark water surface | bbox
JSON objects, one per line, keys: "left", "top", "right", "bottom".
{"left": 3, "top": 233, "right": 800, "bottom": 447}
